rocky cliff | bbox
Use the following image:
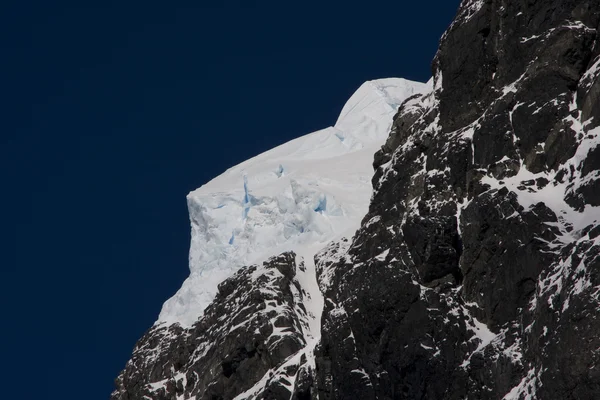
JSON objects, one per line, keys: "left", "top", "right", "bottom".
{"left": 112, "top": 0, "right": 600, "bottom": 398}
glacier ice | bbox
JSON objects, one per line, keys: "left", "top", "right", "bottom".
{"left": 157, "top": 78, "right": 431, "bottom": 326}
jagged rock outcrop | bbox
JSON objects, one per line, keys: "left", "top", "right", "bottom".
{"left": 112, "top": 252, "right": 315, "bottom": 400}
{"left": 316, "top": 0, "right": 600, "bottom": 399}
{"left": 113, "top": 0, "right": 600, "bottom": 399}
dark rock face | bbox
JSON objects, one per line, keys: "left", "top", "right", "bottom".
{"left": 111, "top": 252, "right": 316, "bottom": 400}
{"left": 316, "top": 0, "right": 600, "bottom": 399}
{"left": 113, "top": 0, "right": 600, "bottom": 399}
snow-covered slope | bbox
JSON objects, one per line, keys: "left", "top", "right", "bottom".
{"left": 157, "top": 78, "right": 430, "bottom": 326}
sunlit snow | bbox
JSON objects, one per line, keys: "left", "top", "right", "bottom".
{"left": 157, "top": 78, "right": 430, "bottom": 326}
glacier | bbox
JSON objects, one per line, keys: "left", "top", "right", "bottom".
{"left": 157, "top": 77, "right": 430, "bottom": 327}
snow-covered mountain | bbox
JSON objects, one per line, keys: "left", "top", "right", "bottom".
{"left": 157, "top": 78, "right": 429, "bottom": 327}
{"left": 113, "top": 0, "right": 600, "bottom": 399}
{"left": 111, "top": 78, "right": 428, "bottom": 400}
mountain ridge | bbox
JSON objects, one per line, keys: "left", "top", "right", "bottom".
{"left": 157, "top": 78, "right": 428, "bottom": 327}
{"left": 113, "top": 0, "right": 600, "bottom": 398}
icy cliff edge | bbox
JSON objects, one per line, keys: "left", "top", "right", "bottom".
{"left": 157, "top": 78, "right": 430, "bottom": 326}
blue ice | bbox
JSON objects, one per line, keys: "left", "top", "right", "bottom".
{"left": 242, "top": 175, "right": 251, "bottom": 219}
{"left": 275, "top": 164, "right": 285, "bottom": 178}
{"left": 314, "top": 195, "right": 327, "bottom": 213}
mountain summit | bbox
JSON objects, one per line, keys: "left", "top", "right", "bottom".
{"left": 157, "top": 78, "right": 428, "bottom": 327}
{"left": 113, "top": 0, "right": 600, "bottom": 398}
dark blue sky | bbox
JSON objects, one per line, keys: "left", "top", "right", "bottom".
{"left": 4, "top": 1, "right": 458, "bottom": 398}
